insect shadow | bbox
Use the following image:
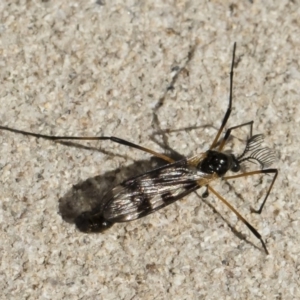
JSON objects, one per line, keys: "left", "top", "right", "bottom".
{"left": 58, "top": 150, "right": 169, "bottom": 225}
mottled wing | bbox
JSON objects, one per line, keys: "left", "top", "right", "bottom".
{"left": 102, "top": 158, "right": 210, "bottom": 222}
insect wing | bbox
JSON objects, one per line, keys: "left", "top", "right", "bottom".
{"left": 102, "top": 159, "right": 209, "bottom": 222}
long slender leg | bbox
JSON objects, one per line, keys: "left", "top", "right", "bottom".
{"left": 0, "top": 125, "right": 175, "bottom": 163}
{"left": 217, "top": 121, "right": 254, "bottom": 151}
{"left": 209, "top": 42, "right": 236, "bottom": 150}
{"left": 224, "top": 168, "right": 278, "bottom": 214}
{"left": 207, "top": 185, "right": 268, "bottom": 254}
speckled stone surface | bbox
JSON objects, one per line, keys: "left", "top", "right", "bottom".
{"left": 0, "top": 1, "right": 298, "bottom": 299}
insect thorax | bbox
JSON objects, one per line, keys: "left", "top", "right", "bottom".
{"left": 198, "top": 150, "right": 240, "bottom": 176}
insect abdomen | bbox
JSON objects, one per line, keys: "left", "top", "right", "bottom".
{"left": 75, "top": 211, "right": 114, "bottom": 233}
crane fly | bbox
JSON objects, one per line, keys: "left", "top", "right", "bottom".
{"left": 0, "top": 43, "right": 278, "bottom": 254}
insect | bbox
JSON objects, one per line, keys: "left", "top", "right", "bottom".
{"left": 0, "top": 43, "right": 277, "bottom": 254}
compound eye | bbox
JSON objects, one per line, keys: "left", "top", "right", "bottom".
{"left": 230, "top": 156, "right": 240, "bottom": 172}
{"left": 231, "top": 164, "right": 240, "bottom": 172}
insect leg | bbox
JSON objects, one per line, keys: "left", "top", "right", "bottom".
{"left": 0, "top": 125, "right": 175, "bottom": 163}
{"left": 224, "top": 168, "right": 278, "bottom": 214}
{"left": 209, "top": 42, "right": 236, "bottom": 150}
{"left": 98, "top": 136, "right": 175, "bottom": 163}
{"left": 217, "top": 120, "right": 254, "bottom": 151}
{"left": 207, "top": 185, "right": 268, "bottom": 254}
